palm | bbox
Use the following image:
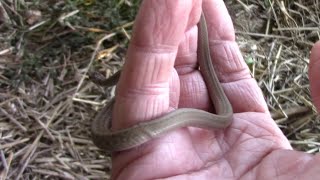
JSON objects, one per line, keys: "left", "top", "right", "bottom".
{"left": 112, "top": 112, "right": 291, "bottom": 179}
{"left": 112, "top": 41, "right": 292, "bottom": 179}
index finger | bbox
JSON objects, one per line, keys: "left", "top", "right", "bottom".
{"left": 203, "top": 0, "right": 269, "bottom": 113}
{"left": 113, "top": 0, "right": 201, "bottom": 129}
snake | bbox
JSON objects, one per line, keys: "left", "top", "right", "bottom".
{"left": 90, "top": 13, "right": 234, "bottom": 152}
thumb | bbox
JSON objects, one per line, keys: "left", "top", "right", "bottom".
{"left": 309, "top": 41, "right": 320, "bottom": 111}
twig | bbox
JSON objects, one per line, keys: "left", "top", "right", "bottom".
{"left": 0, "top": 108, "right": 27, "bottom": 132}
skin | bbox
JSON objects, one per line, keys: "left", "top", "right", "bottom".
{"left": 108, "top": 0, "right": 320, "bottom": 179}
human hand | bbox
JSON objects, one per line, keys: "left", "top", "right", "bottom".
{"left": 109, "top": 0, "right": 320, "bottom": 179}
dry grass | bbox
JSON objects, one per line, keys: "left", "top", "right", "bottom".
{"left": 228, "top": 0, "right": 320, "bottom": 153}
{"left": 0, "top": 0, "right": 319, "bottom": 179}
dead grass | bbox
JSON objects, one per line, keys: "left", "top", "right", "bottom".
{"left": 228, "top": 0, "right": 320, "bottom": 153}
{"left": 0, "top": 0, "right": 319, "bottom": 179}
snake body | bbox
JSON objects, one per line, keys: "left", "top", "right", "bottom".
{"left": 91, "top": 13, "right": 233, "bottom": 152}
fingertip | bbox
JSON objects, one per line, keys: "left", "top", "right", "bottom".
{"left": 202, "top": 0, "right": 235, "bottom": 41}
{"left": 310, "top": 41, "right": 320, "bottom": 64}
{"left": 131, "top": 0, "right": 195, "bottom": 47}
{"left": 309, "top": 41, "right": 320, "bottom": 111}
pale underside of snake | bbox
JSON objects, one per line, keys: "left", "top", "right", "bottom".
{"left": 90, "top": 13, "right": 234, "bottom": 152}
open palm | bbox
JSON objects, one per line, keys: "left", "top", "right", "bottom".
{"left": 107, "top": 0, "right": 320, "bottom": 179}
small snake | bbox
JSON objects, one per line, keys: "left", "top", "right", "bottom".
{"left": 91, "top": 13, "right": 233, "bottom": 152}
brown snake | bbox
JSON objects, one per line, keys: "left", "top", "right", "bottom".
{"left": 91, "top": 13, "right": 233, "bottom": 152}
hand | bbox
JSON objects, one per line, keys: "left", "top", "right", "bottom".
{"left": 110, "top": 0, "right": 320, "bottom": 179}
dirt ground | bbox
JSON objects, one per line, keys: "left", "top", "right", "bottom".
{"left": 0, "top": 0, "right": 319, "bottom": 179}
